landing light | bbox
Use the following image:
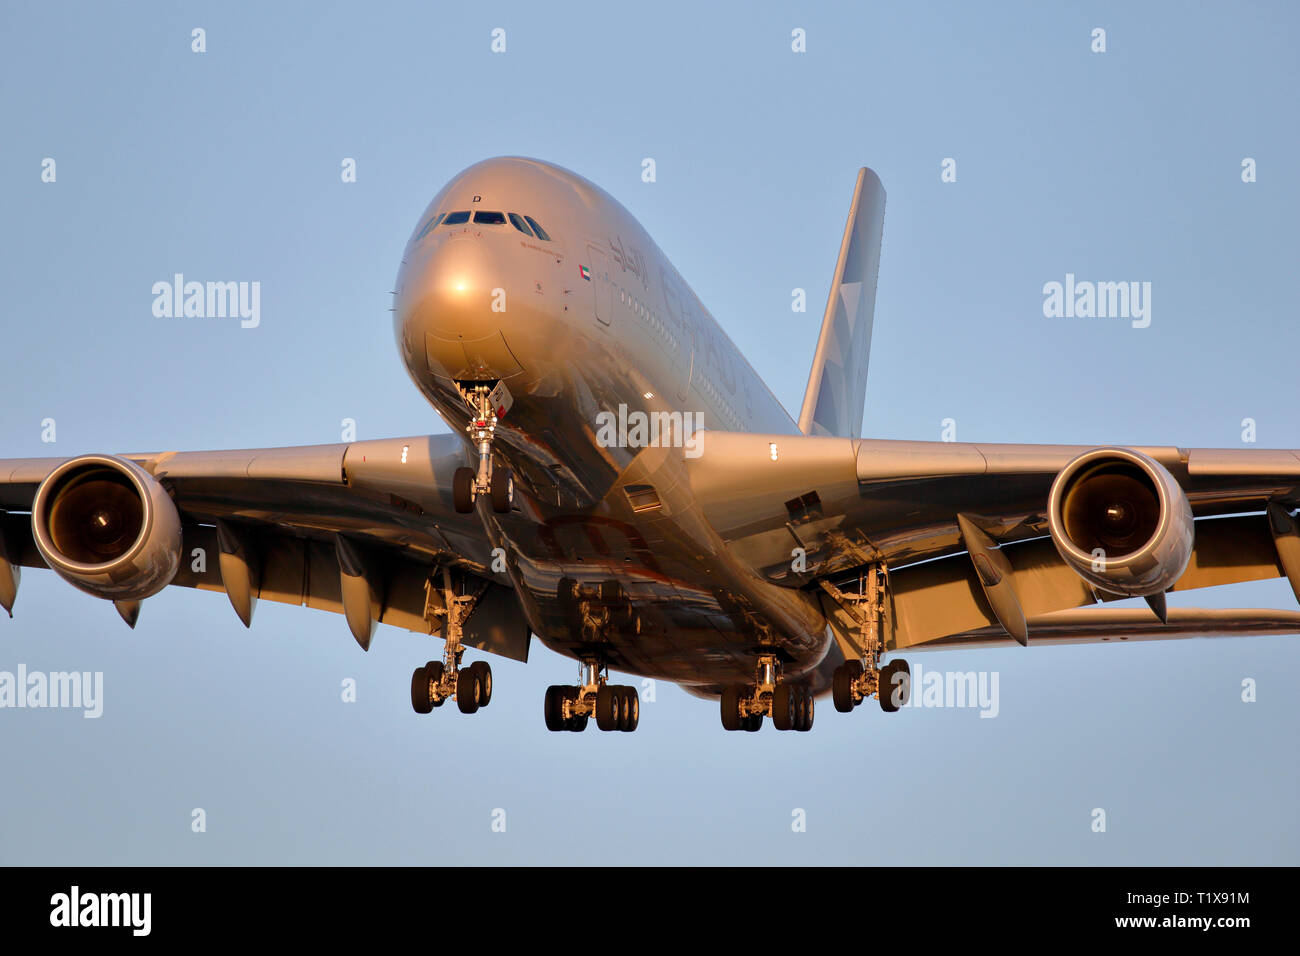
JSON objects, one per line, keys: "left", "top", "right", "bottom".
{"left": 643, "top": 392, "right": 653, "bottom": 399}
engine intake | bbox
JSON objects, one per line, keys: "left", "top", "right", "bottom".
{"left": 30, "top": 455, "right": 182, "bottom": 601}
{"left": 1046, "top": 447, "right": 1193, "bottom": 597}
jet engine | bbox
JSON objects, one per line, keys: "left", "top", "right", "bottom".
{"left": 30, "top": 454, "right": 182, "bottom": 601}
{"left": 1046, "top": 447, "right": 1193, "bottom": 597}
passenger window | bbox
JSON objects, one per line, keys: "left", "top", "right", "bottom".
{"left": 473, "top": 210, "right": 507, "bottom": 225}
{"left": 523, "top": 216, "right": 551, "bottom": 241}
{"left": 508, "top": 213, "right": 534, "bottom": 237}
{"left": 442, "top": 211, "right": 471, "bottom": 225}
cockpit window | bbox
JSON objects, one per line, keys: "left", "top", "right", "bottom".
{"left": 473, "top": 210, "right": 507, "bottom": 225}
{"left": 524, "top": 216, "right": 551, "bottom": 241}
{"left": 414, "top": 212, "right": 443, "bottom": 241}
{"left": 507, "top": 212, "right": 534, "bottom": 237}
{"left": 442, "top": 210, "right": 471, "bottom": 225}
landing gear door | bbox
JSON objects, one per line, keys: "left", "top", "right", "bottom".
{"left": 586, "top": 245, "right": 612, "bottom": 326}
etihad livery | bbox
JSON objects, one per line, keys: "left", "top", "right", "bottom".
{"left": 4, "top": 157, "right": 1300, "bottom": 734}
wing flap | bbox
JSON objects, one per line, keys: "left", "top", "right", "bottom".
{"left": 884, "top": 513, "right": 1288, "bottom": 650}
{"left": 0, "top": 515, "right": 530, "bottom": 661}
{"left": 917, "top": 606, "right": 1300, "bottom": 650}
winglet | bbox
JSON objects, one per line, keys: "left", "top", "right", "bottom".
{"left": 797, "top": 167, "right": 886, "bottom": 439}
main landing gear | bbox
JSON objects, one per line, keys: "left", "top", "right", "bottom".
{"left": 544, "top": 657, "right": 640, "bottom": 732}
{"left": 410, "top": 568, "right": 494, "bottom": 716}
{"left": 719, "top": 653, "right": 814, "bottom": 732}
{"left": 823, "top": 565, "right": 911, "bottom": 714}
{"left": 832, "top": 657, "right": 911, "bottom": 713}
{"left": 453, "top": 383, "right": 513, "bottom": 515}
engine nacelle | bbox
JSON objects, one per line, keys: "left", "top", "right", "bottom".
{"left": 1046, "top": 447, "right": 1193, "bottom": 598}
{"left": 30, "top": 454, "right": 182, "bottom": 601}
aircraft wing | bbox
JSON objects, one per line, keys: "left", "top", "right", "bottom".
{"left": 0, "top": 435, "right": 531, "bottom": 661}
{"left": 685, "top": 431, "right": 1300, "bottom": 653}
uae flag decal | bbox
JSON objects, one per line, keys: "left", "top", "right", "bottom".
{"left": 579, "top": 264, "right": 592, "bottom": 281}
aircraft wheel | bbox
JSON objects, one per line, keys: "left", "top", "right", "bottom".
{"left": 879, "top": 661, "right": 901, "bottom": 713}
{"left": 457, "top": 668, "right": 481, "bottom": 714}
{"left": 410, "top": 665, "right": 433, "bottom": 714}
{"left": 470, "top": 660, "right": 492, "bottom": 707}
{"left": 772, "top": 684, "right": 795, "bottom": 731}
{"left": 453, "top": 467, "right": 476, "bottom": 514}
{"left": 490, "top": 467, "right": 512, "bottom": 513}
{"left": 879, "top": 658, "right": 911, "bottom": 712}
{"left": 796, "top": 688, "right": 814, "bottom": 732}
{"left": 619, "top": 685, "right": 639, "bottom": 732}
{"left": 544, "top": 685, "right": 567, "bottom": 731}
{"left": 833, "top": 664, "right": 856, "bottom": 713}
{"left": 596, "top": 684, "right": 619, "bottom": 732}
{"left": 720, "top": 684, "right": 744, "bottom": 731}
{"left": 742, "top": 712, "right": 763, "bottom": 732}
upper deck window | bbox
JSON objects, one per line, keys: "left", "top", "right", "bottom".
{"left": 442, "top": 210, "right": 471, "bottom": 225}
{"left": 507, "top": 213, "right": 534, "bottom": 237}
{"left": 473, "top": 210, "right": 507, "bottom": 225}
{"left": 523, "top": 216, "right": 551, "bottom": 241}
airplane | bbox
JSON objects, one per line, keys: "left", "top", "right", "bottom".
{"left": 4, "top": 156, "right": 1300, "bottom": 735}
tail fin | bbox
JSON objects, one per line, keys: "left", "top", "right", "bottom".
{"left": 797, "top": 167, "right": 886, "bottom": 438}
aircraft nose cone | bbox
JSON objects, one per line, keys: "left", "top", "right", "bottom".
{"left": 398, "top": 237, "right": 531, "bottom": 384}
{"left": 415, "top": 237, "right": 500, "bottom": 335}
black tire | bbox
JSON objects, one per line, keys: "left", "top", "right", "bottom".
{"left": 490, "top": 467, "right": 512, "bottom": 513}
{"left": 892, "top": 658, "right": 911, "bottom": 707}
{"left": 796, "top": 689, "right": 814, "bottom": 732}
{"left": 453, "top": 467, "right": 475, "bottom": 514}
{"left": 833, "top": 664, "right": 855, "bottom": 713}
{"left": 619, "top": 686, "right": 639, "bottom": 732}
{"left": 879, "top": 662, "right": 900, "bottom": 713}
{"left": 742, "top": 712, "right": 763, "bottom": 732}
{"left": 470, "top": 660, "right": 492, "bottom": 707}
{"left": 772, "top": 684, "right": 795, "bottom": 731}
{"left": 410, "top": 665, "right": 433, "bottom": 714}
{"left": 720, "top": 684, "right": 744, "bottom": 731}
{"left": 544, "top": 685, "right": 566, "bottom": 731}
{"left": 457, "top": 669, "right": 481, "bottom": 714}
{"left": 596, "top": 685, "right": 618, "bottom": 732}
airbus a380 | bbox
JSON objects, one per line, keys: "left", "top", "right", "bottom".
{"left": 4, "top": 156, "right": 1300, "bottom": 734}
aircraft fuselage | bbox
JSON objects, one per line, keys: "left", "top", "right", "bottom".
{"left": 393, "top": 157, "right": 836, "bottom": 692}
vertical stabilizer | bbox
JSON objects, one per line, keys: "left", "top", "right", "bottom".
{"left": 797, "top": 168, "right": 886, "bottom": 438}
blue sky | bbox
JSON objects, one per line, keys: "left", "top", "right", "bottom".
{"left": 1, "top": 0, "right": 1297, "bottom": 864}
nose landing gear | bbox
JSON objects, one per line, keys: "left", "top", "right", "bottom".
{"left": 453, "top": 383, "right": 514, "bottom": 515}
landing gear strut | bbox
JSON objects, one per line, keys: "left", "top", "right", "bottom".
{"left": 824, "top": 565, "right": 911, "bottom": 714}
{"left": 453, "top": 383, "right": 513, "bottom": 515}
{"left": 410, "top": 568, "right": 494, "bottom": 715}
{"left": 544, "top": 657, "right": 640, "bottom": 733}
{"left": 719, "top": 653, "right": 813, "bottom": 732}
